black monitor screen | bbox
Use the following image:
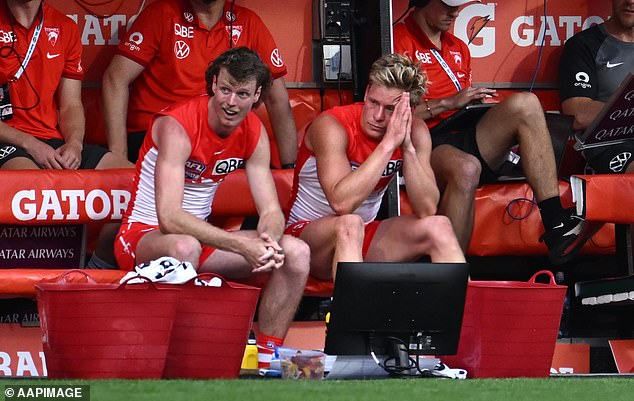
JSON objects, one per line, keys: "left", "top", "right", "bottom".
{"left": 324, "top": 262, "right": 469, "bottom": 357}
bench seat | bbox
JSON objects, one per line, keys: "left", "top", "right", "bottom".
{"left": 0, "top": 169, "right": 621, "bottom": 299}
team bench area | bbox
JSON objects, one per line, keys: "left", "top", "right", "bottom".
{"left": 0, "top": 167, "right": 621, "bottom": 300}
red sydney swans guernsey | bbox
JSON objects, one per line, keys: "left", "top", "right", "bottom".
{"left": 287, "top": 103, "right": 403, "bottom": 226}
{"left": 123, "top": 95, "right": 262, "bottom": 225}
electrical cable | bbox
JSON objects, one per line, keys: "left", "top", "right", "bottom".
{"left": 529, "top": 0, "right": 547, "bottom": 92}
{"left": 369, "top": 335, "right": 418, "bottom": 377}
{"left": 229, "top": 0, "right": 236, "bottom": 48}
{"left": 336, "top": 21, "right": 343, "bottom": 106}
{"left": 505, "top": 196, "right": 537, "bottom": 221}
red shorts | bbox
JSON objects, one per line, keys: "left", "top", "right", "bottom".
{"left": 284, "top": 220, "right": 381, "bottom": 257}
{"left": 114, "top": 222, "right": 216, "bottom": 270}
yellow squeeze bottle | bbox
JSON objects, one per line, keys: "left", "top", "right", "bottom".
{"left": 241, "top": 336, "right": 258, "bottom": 370}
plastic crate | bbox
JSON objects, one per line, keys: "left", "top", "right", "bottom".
{"left": 442, "top": 270, "right": 566, "bottom": 378}
{"left": 36, "top": 271, "right": 179, "bottom": 379}
{"left": 162, "top": 273, "right": 260, "bottom": 379}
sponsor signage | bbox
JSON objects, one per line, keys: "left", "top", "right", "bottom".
{"left": 576, "top": 74, "right": 634, "bottom": 150}
{"left": 0, "top": 324, "right": 46, "bottom": 378}
{"left": 0, "top": 170, "right": 133, "bottom": 225}
{"left": 0, "top": 170, "right": 133, "bottom": 266}
{"left": 45, "top": 0, "right": 610, "bottom": 84}
{"left": 0, "top": 224, "right": 84, "bottom": 268}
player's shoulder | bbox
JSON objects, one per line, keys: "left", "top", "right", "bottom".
{"left": 566, "top": 24, "right": 604, "bottom": 48}
{"left": 442, "top": 30, "right": 469, "bottom": 52}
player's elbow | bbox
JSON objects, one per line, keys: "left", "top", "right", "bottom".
{"left": 331, "top": 199, "right": 357, "bottom": 216}
{"left": 157, "top": 212, "right": 182, "bottom": 235}
{"left": 411, "top": 193, "right": 439, "bottom": 218}
{"left": 418, "top": 202, "right": 438, "bottom": 218}
{"left": 102, "top": 65, "right": 128, "bottom": 92}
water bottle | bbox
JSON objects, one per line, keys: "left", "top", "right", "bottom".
{"left": 241, "top": 332, "right": 258, "bottom": 370}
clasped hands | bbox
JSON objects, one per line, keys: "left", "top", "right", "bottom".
{"left": 245, "top": 232, "right": 285, "bottom": 273}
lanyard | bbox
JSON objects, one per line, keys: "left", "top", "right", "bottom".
{"left": 429, "top": 48, "right": 462, "bottom": 92}
{"left": 12, "top": 12, "right": 44, "bottom": 81}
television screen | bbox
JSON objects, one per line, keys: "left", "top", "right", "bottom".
{"left": 324, "top": 262, "right": 469, "bottom": 359}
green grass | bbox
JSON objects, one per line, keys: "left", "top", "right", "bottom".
{"left": 2, "top": 378, "right": 634, "bottom": 401}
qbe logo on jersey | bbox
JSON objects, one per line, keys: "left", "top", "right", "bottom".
{"left": 350, "top": 159, "right": 402, "bottom": 178}
{"left": 382, "top": 159, "right": 402, "bottom": 177}
{"left": 212, "top": 158, "right": 245, "bottom": 175}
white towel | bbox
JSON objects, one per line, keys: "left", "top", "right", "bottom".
{"left": 120, "top": 256, "right": 197, "bottom": 284}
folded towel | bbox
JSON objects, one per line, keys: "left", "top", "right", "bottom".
{"left": 120, "top": 256, "right": 197, "bottom": 284}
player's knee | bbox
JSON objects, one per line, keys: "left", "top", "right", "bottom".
{"left": 447, "top": 155, "right": 481, "bottom": 192}
{"left": 169, "top": 235, "right": 202, "bottom": 263}
{"left": 334, "top": 214, "right": 365, "bottom": 245}
{"left": 412, "top": 215, "right": 455, "bottom": 245}
{"left": 507, "top": 92, "right": 542, "bottom": 120}
{"left": 280, "top": 236, "right": 311, "bottom": 278}
{"left": 431, "top": 216, "right": 458, "bottom": 244}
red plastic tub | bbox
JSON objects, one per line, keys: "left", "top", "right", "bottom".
{"left": 442, "top": 270, "right": 566, "bottom": 378}
{"left": 162, "top": 273, "right": 261, "bottom": 379}
{"left": 36, "top": 271, "right": 179, "bottom": 379}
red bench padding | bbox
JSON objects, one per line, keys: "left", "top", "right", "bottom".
{"left": 400, "top": 180, "right": 615, "bottom": 256}
{"left": 1, "top": 169, "right": 626, "bottom": 299}
{"left": 0, "top": 268, "right": 334, "bottom": 299}
{"left": 571, "top": 174, "right": 634, "bottom": 224}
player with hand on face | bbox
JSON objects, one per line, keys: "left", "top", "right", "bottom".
{"left": 285, "top": 53, "right": 465, "bottom": 281}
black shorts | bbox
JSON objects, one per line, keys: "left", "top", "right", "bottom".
{"left": 127, "top": 131, "right": 147, "bottom": 163}
{"left": 0, "top": 138, "right": 108, "bottom": 169}
{"left": 583, "top": 143, "right": 634, "bottom": 174}
{"left": 430, "top": 124, "right": 500, "bottom": 185}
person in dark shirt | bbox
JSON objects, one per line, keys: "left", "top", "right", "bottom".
{"left": 559, "top": 0, "right": 634, "bottom": 175}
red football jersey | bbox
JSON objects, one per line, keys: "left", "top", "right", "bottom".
{"left": 287, "top": 103, "right": 402, "bottom": 225}
{"left": 117, "top": 0, "right": 287, "bottom": 133}
{"left": 0, "top": 2, "right": 83, "bottom": 139}
{"left": 124, "top": 95, "right": 262, "bottom": 225}
{"left": 393, "top": 15, "right": 472, "bottom": 128}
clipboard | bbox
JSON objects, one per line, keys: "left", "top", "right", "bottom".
{"left": 430, "top": 102, "right": 495, "bottom": 134}
{"left": 574, "top": 73, "right": 634, "bottom": 151}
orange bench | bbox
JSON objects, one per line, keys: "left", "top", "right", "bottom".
{"left": 0, "top": 168, "right": 618, "bottom": 300}
{"left": 0, "top": 169, "right": 334, "bottom": 298}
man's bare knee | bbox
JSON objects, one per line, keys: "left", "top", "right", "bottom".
{"left": 506, "top": 92, "right": 543, "bottom": 120}
{"left": 411, "top": 215, "right": 447, "bottom": 235}
{"left": 334, "top": 214, "right": 365, "bottom": 245}
{"left": 169, "top": 236, "right": 202, "bottom": 264}
{"left": 430, "top": 216, "right": 459, "bottom": 244}
{"left": 410, "top": 215, "right": 456, "bottom": 247}
{"left": 447, "top": 154, "right": 481, "bottom": 192}
{"left": 279, "top": 236, "right": 310, "bottom": 278}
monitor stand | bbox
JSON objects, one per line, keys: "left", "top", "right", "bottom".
{"left": 325, "top": 355, "right": 441, "bottom": 380}
{"left": 325, "top": 355, "right": 390, "bottom": 380}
